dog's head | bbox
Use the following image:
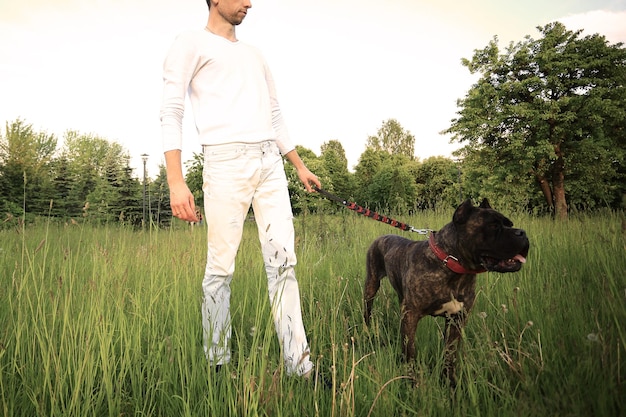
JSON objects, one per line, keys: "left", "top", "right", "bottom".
{"left": 453, "top": 198, "right": 529, "bottom": 273}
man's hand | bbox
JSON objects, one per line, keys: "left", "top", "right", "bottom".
{"left": 296, "top": 166, "right": 321, "bottom": 193}
{"left": 284, "top": 149, "right": 321, "bottom": 192}
{"left": 165, "top": 149, "right": 199, "bottom": 222}
{"left": 170, "top": 181, "right": 199, "bottom": 222}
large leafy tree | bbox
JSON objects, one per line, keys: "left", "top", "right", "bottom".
{"left": 456, "top": 145, "right": 543, "bottom": 213}
{"left": 366, "top": 118, "right": 416, "bottom": 159}
{"left": 446, "top": 22, "right": 626, "bottom": 219}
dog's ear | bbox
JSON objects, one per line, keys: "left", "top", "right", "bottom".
{"left": 453, "top": 199, "right": 475, "bottom": 224}
{"left": 478, "top": 198, "right": 491, "bottom": 209}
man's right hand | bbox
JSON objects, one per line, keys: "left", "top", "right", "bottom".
{"left": 169, "top": 181, "right": 198, "bottom": 222}
{"left": 164, "top": 149, "right": 199, "bottom": 222}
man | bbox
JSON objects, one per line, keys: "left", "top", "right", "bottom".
{"left": 160, "top": 0, "right": 320, "bottom": 378}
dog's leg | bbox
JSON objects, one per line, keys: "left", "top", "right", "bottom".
{"left": 363, "top": 245, "right": 386, "bottom": 325}
{"left": 363, "top": 270, "right": 381, "bottom": 325}
{"left": 442, "top": 311, "right": 467, "bottom": 387}
{"left": 400, "top": 303, "right": 421, "bottom": 361}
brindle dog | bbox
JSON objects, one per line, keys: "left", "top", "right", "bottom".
{"left": 363, "top": 199, "right": 529, "bottom": 386}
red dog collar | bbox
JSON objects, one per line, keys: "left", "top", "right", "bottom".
{"left": 428, "top": 232, "right": 487, "bottom": 275}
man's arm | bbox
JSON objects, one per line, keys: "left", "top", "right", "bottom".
{"left": 283, "top": 149, "right": 321, "bottom": 193}
{"left": 165, "top": 149, "right": 199, "bottom": 222}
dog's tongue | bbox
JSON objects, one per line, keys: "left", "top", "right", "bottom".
{"left": 513, "top": 254, "right": 526, "bottom": 263}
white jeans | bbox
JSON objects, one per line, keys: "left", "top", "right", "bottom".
{"left": 201, "top": 141, "right": 313, "bottom": 376}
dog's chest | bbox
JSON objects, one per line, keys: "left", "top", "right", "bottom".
{"left": 425, "top": 278, "right": 476, "bottom": 317}
{"left": 434, "top": 297, "right": 464, "bottom": 315}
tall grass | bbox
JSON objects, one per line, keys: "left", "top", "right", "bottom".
{"left": 0, "top": 208, "right": 624, "bottom": 416}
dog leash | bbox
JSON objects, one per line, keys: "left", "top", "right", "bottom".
{"left": 313, "top": 186, "right": 431, "bottom": 235}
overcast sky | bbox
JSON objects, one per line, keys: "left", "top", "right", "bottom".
{"left": 1, "top": 0, "right": 625, "bottom": 177}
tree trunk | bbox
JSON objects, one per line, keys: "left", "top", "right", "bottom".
{"left": 553, "top": 173, "right": 567, "bottom": 220}
{"left": 535, "top": 173, "right": 554, "bottom": 211}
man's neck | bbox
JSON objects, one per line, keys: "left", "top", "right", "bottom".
{"left": 206, "top": 19, "right": 237, "bottom": 42}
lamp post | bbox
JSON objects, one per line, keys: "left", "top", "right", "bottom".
{"left": 141, "top": 153, "right": 149, "bottom": 228}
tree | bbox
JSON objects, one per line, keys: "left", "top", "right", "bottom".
{"left": 150, "top": 164, "right": 172, "bottom": 228}
{"left": 353, "top": 148, "right": 387, "bottom": 206}
{"left": 116, "top": 165, "right": 143, "bottom": 226}
{"left": 320, "top": 140, "right": 355, "bottom": 200}
{"left": 367, "top": 154, "right": 418, "bottom": 214}
{"left": 48, "top": 155, "right": 73, "bottom": 218}
{"left": 61, "top": 130, "right": 133, "bottom": 222}
{"left": 0, "top": 119, "right": 57, "bottom": 216}
{"left": 445, "top": 22, "right": 626, "bottom": 219}
{"left": 366, "top": 119, "right": 416, "bottom": 159}
{"left": 0, "top": 119, "right": 153, "bottom": 225}
{"left": 413, "top": 156, "right": 459, "bottom": 210}
{"left": 454, "top": 145, "right": 542, "bottom": 213}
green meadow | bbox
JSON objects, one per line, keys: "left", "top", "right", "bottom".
{"left": 0, "top": 209, "right": 624, "bottom": 417}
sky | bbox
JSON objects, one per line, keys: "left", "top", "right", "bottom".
{"left": 1, "top": 0, "right": 625, "bottom": 178}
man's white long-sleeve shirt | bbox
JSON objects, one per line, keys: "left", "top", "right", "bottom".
{"left": 160, "top": 29, "right": 294, "bottom": 155}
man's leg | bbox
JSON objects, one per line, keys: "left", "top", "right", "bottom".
{"left": 201, "top": 144, "right": 257, "bottom": 366}
{"left": 253, "top": 141, "right": 314, "bottom": 376}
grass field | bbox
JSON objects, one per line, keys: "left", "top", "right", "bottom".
{"left": 0, "top": 208, "right": 624, "bottom": 416}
